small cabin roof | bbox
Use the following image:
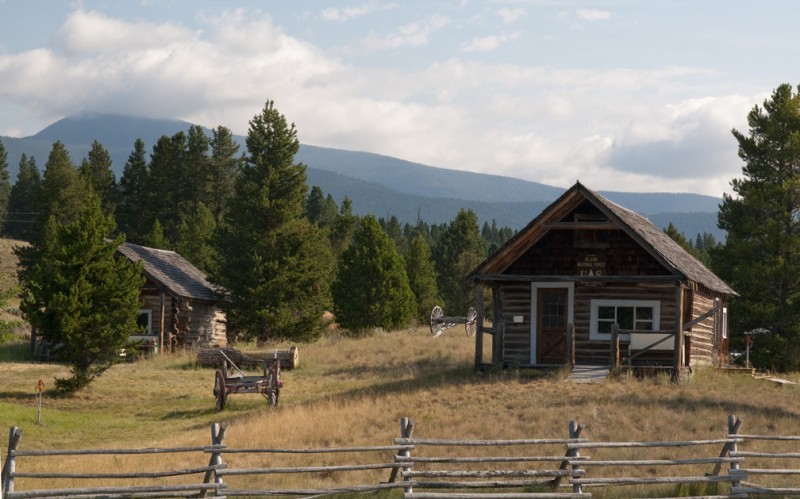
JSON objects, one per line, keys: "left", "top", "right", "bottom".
{"left": 116, "top": 242, "right": 221, "bottom": 302}
{"left": 470, "top": 181, "right": 737, "bottom": 296}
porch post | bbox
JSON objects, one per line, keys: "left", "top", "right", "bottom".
{"left": 492, "top": 284, "right": 503, "bottom": 368}
{"left": 673, "top": 283, "right": 684, "bottom": 374}
{"left": 475, "top": 283, "right": 484, "bottom": 372}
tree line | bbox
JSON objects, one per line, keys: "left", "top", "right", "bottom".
{"left": 3, "top": 101, "right": 513, "bottom": 389}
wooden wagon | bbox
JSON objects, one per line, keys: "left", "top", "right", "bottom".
{"left": 212, "top": 350, "right": 282, "bottom": 411}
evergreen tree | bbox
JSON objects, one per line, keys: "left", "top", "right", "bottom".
{"left": 405, "top": 234, "right": 440, "bottom": 322}
{"left": 38, "top": 141, "right": 86, "bottom": 229}
{"left": 16, "top": 193, "right": 144, "bottom": 392}
{"left": 664, "top": 222, "right": 701, "bottom": 259}
{"left": 330, "top": 196, "right": 357, "bottom": 259}
{"left": 146, "top": 133, "right": 184, "bottom": 243}
{"left": 79, "top": 140, "right": 116, "bottom": 215}
{"left": 714, "top": 82, "right": 800, "bottom": 370}
{"left": 212, "top": 100, "right": 333, "bottom": 343}
{"left": 175, "top": 202, "right": 216, "bottom": 272}
{"left": 5, "top": 154, "right": 41, "bottom": 241}
{"left": 144, "top": 219, "right": 171, "bottom": 250}
{"left": 306, "top": 186, "right": 338, "bottom": 228}
{"left": 207, "top": 126, "right": 242, "bottom": 222}
{"left": 434, "top": 209, "right": 486, "bottom": 313}
{"left": 117, "top": 139, "right": 150, "bottom": 243}
{"left": 332, "top": 215, "right": 415, "bottom": 332}
{"left": 183, "top": 125, "right": 211, "bottom": 216}
{"left": 0, "top": 139, "right": 11, "bottom": 231}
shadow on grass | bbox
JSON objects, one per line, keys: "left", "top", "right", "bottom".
{"left": 0, "top": 341, "right": 31, "bottom": 361}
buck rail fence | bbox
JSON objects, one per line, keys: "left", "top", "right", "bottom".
{"left": 3, "top": 414, "right": 800, "bottom": 498}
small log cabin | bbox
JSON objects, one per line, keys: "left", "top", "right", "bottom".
{"left": 468, "top": 182, "right": 737, "bottom": 374}
{"left": 116, "top": 242, "right": 227, "bottom": 352}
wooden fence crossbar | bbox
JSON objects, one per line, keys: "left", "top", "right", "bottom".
{"left": 9, "top": 415, "right": 800, "bottom": 498}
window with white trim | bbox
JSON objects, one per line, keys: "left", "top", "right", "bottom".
{"left": 722, "top": 307, "right": 728, "bottom": 339}
{"left": 589, "top": 300, "right": 660, "bottom": 340}
{"left": 137, "top": 309, "right": 153, "bottom": 335}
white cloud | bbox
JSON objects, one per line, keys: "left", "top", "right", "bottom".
{"left": 461, "top": 32, "right": 520, "bottom": 52}
{"left": 363, "top": 14, "right": 449, "bottom": 49}
{"left": 576, "top": 8, "right": 611, "bottom": 21}
{"left": 497, "top": 7, "right": 525, "bottom": 23}
{"left": 320, "top": 1, "right": 398, "bottom": 21}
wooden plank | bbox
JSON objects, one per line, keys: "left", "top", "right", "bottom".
{"left": 219, "top": 444, "right": 412, "bottom": 454}
{"left": 403, "top": 469, "right": 577, "bottom": 478}
{"left": 573, "top": 474, "right": 738, "bottom": 486}
{"left": 12, "top": 446, "right": 219, "bottom": 457}
{"left": 572, "top": 457, "right": 741, "bottom": 466}
{"left": 398, "top": 456, "right": 589, "bottom": 463}
{"left": 218, "top": 462, "right": 402, "bottom": 475}
{"left": 568, "top": 438, "right": 739, "bottom": 449}
{"left": 397, "top": 438, "right": 586, "bottom": 446}
{"left": 5, "top": 483, "right": 225, "bottom": 498}
{"left": 220, "top": 481, "right": 408, "bottom": 496}
{"left": 11, "top": 464, "right": 225, "bottom": 479}
{"left": 405, "top": 494, "right": 591, "bottom": 499}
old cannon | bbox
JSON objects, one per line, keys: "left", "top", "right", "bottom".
{"left": 429, "top": 305, "right": 478, "bottom": 337}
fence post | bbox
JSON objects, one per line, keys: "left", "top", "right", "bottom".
{"left": 554, "top": 419, "right": 583, "bottom": 490}
{"left": 397, "top": 417, "right": 415, "bottom": 493}
{"left": 610, "top": 324, "right": 620, "bottom": 369}
{"left": 727, "top": 414, "right": 742, "bottom": 488}
{"left": 201, "top": 422, "right": 228, "bottom": 497}
{"left": 569, "top": 420, "right": 583, "bottom": 494}
{"left": 2, "top": 427, "right": 21, "bottom": 497}
{"left": 711, "top": 414, "right": 742, "bottom": 476}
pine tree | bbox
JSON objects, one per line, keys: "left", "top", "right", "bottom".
{"left": 117, "top": 139, "right": 150, "bottom": 242}
{"left": 207, "top": 126, "right": 241, "bottom": 223}
{"left": 405, "top": 234, "right": 440, "bottom": 322}
{"left": 434, "top": 209, "right": 486, "bottom": 314}
{"left": 38, "top": 141, "right": 86, "bottom": 229}
{"left": 146, "top": 133, "right": 184, "bottom": 244}
{"left": 714, "top": 82, "right": 800, "bottom": 370}
{"left": 0, "top": 139, "right": 11, "bottom": 231}
{"left": 183, "top": 125, "right": 211, "bottom": 216}
{"left": 330, "top": 196, "right": 357, "bottom": 259}
{"left": 17, "top": 193, "right": 144, "bottom": 392}
{"left": 212, "top": 101, "right": 333, "bottom": 343}
{"left": 332, "top": 215, "right": 415, "bottom": 332}
{"left": 175, "top": 202, "right": 216, "bottom": 272}
{"left": 144, "top": 219, "right": 171, "bottom": 250}
{"left": 5, "top": 154, "right": 41, "bottom": 241}
{"left": 79, "top": 140, "right": 117, "bottom": 215}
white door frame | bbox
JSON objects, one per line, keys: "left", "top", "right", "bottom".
{"left": 530, "top": 282, "right": 575, "bottom": 365}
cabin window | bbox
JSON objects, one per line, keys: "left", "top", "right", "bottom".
{"left": 137, "top": 309, "right": 153, "bottom": 335}
{"left": 722, "top": 307, "right": 728, "bottom": 339}
{"left": 589, "top": 300, "right": 660, "bottom": 340}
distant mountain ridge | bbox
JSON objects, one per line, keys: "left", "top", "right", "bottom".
{"left": 1, "top": 113, "right": 724, "bottom": 238}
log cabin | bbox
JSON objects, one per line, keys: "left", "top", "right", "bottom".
{"left": 468, "top": 182, "right": 736, "bottom": 374}
{"left": 116, "top": 242, "right": 227, "bottom": 353}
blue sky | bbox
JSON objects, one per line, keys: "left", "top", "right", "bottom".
{"left": 0, "top": 1, "right": 798, "bottom": 196}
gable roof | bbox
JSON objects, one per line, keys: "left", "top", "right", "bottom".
{"left": 116, "top": 242, "right": 220, "bottom": 302}
{"left": 470, "top": 182, "right": 736, "bottom": 296}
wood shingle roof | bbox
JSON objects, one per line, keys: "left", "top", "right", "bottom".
{"left": 116, "top": 242, "right": 220, "bottom": 302}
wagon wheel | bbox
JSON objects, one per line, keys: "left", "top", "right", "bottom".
{"left": 267, "top": 371, "right": 279, "bottom": 408}
{"left": 465, "top": 307, "right": 478, "bottom": 337}
{"left": 430, "top": 306, "right": 444, "bottom": 337}
{"left": 214, "top": 370, "right": 227, "bottom": 411}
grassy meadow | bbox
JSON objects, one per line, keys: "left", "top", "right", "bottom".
{"left": 2, "top": 325, "right": 800, "bottom": 495}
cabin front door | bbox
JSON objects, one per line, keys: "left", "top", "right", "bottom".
{"left": 536, "top": 287, "right": 568, "bottom": 364}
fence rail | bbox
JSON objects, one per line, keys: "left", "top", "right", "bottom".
{"left": 2, "top": 414, "right": 800, "bottom": 498}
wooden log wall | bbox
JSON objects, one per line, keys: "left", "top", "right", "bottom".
{"left": 573, "top": 284, "right": 676, "bottom": 363}
{"left": 687, "top": 293, "right": 717, "bottom": 368}
{"left": 498, "top": 284, "right": 532, "bottom": 366}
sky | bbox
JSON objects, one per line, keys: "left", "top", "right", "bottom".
{"left": 0, "top": 1, "right": 797, "bottom": 197}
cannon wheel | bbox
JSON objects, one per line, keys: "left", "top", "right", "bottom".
{"left": 466, "top": 307, "right": 478, "bottom": 337}
{"left": 214, "top": 370, "right": 227, "bottom": 411}
{"left": 430, "top": 306, "right": 444, "bottom": 337}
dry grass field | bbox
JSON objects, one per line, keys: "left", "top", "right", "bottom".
{"left": 2, "top": 325, "right": 800, "bottom": 496}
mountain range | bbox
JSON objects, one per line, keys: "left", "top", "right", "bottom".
{"left": 0, "top": 113, "right": 724, "bottom": 239}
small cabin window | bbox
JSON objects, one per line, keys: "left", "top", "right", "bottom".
{"left": 137, "top": 309, "right": 153, "bottom": 335}
{"left": 573, "top": 213, "right": 611, "bottom": 249}
{"left": 722, "top": 307, "right": 728, "bottom": 339}
{"left": 590, "top": 299, "right": 660, "bottom": 340}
